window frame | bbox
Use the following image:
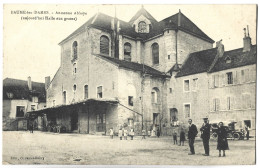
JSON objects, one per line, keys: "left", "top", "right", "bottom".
{"left": 183, "top": 79, "right": 190, "bottom": 92}
{"left": 63, "top": 91, "right": 67, "bottom": 104}
{"left": 100, "top": 35, "right": 110, "bottom": 55}
{"left": 124, "top": 42, "right": 132, "bottom": 61}
{"left": 226, "top": 72, "right": 233, "bottom": 85}
{"left": 128, "top": 96, "right": 134, "bottom": 106}
{"left": 84, "top": 84, "right": 88, "bottom": 99}
{"left": 183, "top": 103, "right": 191, "bottom": 118}
{"left": 151, "top": 43, "right": 159, "bottom": 65}
{"left": 97, "top": 86, "right": 103, "bottom": 98}
{"left": 16, "top": 106, "right": 25, "bottom": 118}
{"left": 72, "top": 41, "right": 78, "bottom": 61}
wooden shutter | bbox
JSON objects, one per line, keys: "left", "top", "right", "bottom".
{"left": 100, "top": 36, "right": 109, "bottom": 55}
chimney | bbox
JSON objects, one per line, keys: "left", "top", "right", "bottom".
{"left": 243, "top": 26, "right": 252, "bottom": 52}
{"left": 45, "top": 76, "right": 51, "bottom": 90}
{"left": 28, "top": 76, "right": 32, "bottom": 91}
{"left": 216, "top": 39, "right": 224, "bottom": 57}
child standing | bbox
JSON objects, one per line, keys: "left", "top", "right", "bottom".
{"left": 142, "top": 129, "right": 146, "bottom": 139}
{"left": 130, "top": 128, "right": 134, "bottom": 140}
{"left": 124, "top": 128, "right": 128, "bottom": 140}
{"left": 173, "top": 131, "right": 177, "bottom": 145}
{"left": 118, "top": 127, "right": 123, "bottom": 140}
{"left": 109, "top": 128, "right": 114, "bottom": 139}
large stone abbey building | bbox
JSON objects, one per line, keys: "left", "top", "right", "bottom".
{"left": 26, "top": 7, "right": 256, "bottom": 136}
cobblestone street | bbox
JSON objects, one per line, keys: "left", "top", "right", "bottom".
{"left": 2, "top": 131, "right": 255, "bottom": 165}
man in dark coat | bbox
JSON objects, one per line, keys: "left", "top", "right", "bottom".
{"left": 200, "top": 118, "right": 210, "bottom": 156}
{"left": 187, "top": 119, "right": 198, "bottom": 155}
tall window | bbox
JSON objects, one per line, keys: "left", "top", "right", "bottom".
{"left": 151, "top": 88, "right": 159, "bottom": 104}
{"left": 100, "top": 35, "right": 109, "bottom": 55}
{"left": 63, "top": 91, "right": 66, "bottom": 104}
{"left": 184, "top": 80, "right": 190, "bottom": 91}
{"left": 226, "top": 72, "right": 233, "bottom": 84}
{"left": 124, "top": 43, "right": 131, "bottom": 61}
{"left": 97, "top": 86, "right": 103, "bottom": 98}
{"left": 192, "top": 78, "right": 198, "bottom": 91}
{"left": 84, "top": 85, "right": 88, "bottom": 99}
{"left": 213, "top": 98, "right": 220, "bottom": 111}
{"left": 213, "top": 74, "right": 219, "bottom": 87}
{"left": 72, "top": 41, "right": 78, "bottom": 60}
{"left": 138, "top": 21, "right": 146, "bottom": 33}
{"left": 170, "top": 108, "right": 178, "bottom": 122}
{"left": 184, "top": 104, "right": 191, "bottom": 118}
{"left": 152, "top": 43, "right": 159, "bottom": 65}
{"left": 227, "top": 97, "right": 231, "bottom": 110}
{"left": 16, "top": 106, "right": 25, "bottom": 117}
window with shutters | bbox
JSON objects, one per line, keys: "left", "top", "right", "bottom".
{"left": 226, "top": 72, "right": 233, "bottom": 84}
{"left": 227, "top": 97, "right": 231, "bottom": 110}
{"left": 213, "top": 98, "right": 220, "bottom": 111}
{"left": 72, "top": 41, "right": 78, "bottom": 60}
{"left": 184, "top": 80, "right": 190, "bottom": 92}
{"left": 97, "top": 86, "right": 102, "bottom": 98}
{"left": 152, "top": 43, "right": 159, "bottom": 65}
{"left": 84, "top": 85, "right": 88, "bottom": 99}
{"left": 184, "top": 104, "right": 191, "bottom": 118}
{"left": 100, "top": 35, "right": 109, "bottom": 55}
{"left": 124, "top": 43, "right": 131, "bottom": 61}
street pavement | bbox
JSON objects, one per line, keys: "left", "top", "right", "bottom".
{"left": 2, "top": 131, "right": 256, "bottom": 165}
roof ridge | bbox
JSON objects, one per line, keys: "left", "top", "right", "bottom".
{"left": 3, "top": 77, "right": 44, "bottom": 84}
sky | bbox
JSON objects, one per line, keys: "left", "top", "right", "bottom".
{"left": 3, "top": 4, "right": 257, "bottom": 83}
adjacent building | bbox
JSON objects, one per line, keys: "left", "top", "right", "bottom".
{"left": 3, "top": 77, "right": 46, "bottom": 130}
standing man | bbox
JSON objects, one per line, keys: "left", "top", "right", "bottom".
{"left": 200, "top": 118, "right": 211, "bottom": 156}
{"left": 188, "top": 119, "right": 198, "bottom": 155}
{"left": 245, "top": 125, "right": 250, "bottom": 140}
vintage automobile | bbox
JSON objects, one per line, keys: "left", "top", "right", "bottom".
{"left": 210, "top": 121, "right": 245, "bottom": 140}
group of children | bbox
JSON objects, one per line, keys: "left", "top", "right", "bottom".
{"left": 109, "top": 127, "right": 148, "bottom": 140}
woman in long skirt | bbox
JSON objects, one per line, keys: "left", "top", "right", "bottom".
{"left": 217, "top": 122, "right": 229, "bottom": 157}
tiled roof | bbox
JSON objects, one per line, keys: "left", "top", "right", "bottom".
{"left": 3, "top": 78, "right": 46, "bottom": 102}
{"left": 176, "top": 45, "right": 257, "bottom": 77}
{"left": 176, "top": 48, "right": 217, "bottom": 77}
{"left": 95, "top": 54, "right": 170, "bottom": 77}
{"left": 59, "top": 9, "right": 214, "bottom": 44}
{"left": 209, "top": 45, "right": 257, "bottom": 73}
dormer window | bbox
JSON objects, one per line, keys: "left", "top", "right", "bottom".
{"left": 225, "top": 56, "right": 231, "bottom": 64}
{"left": 138, "top": 21, "right": 147, "bottom": 33}
{"left": 6, "top": 92, "right": 13, "bottom": 99}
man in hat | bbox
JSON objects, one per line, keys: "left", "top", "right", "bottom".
{"left": 200, "top": 118, "right": 211, "bottom": 156}
{"left": 187, "top": 119, "right": 198, "bottom": 155}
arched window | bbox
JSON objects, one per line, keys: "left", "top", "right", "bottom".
{"left": 225, "top": 56, "right": 231, "bottom": 64}
{"left": 138, "top": 21, "right": 147, "bottom": 33}
{"left": 72, "top": 41, "right": 78, "bottom": 60}
{"left": 100, "top": 35, "right": 109, "bottom": 55}
{"left": 124, "top": 43, "right": 131, "bottom": 61}
{"left": 152, "top": 43, "right": 159, "bottom": 65}
{"left": 151, "top": 87, "right": 160, "bottom": 104}
{"left": 73, "top": 84, "right": 77, "bottom": 92}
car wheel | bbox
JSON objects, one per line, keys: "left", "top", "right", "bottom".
{"left": 233, "top": 133, "right": 240, "bottom": 140}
